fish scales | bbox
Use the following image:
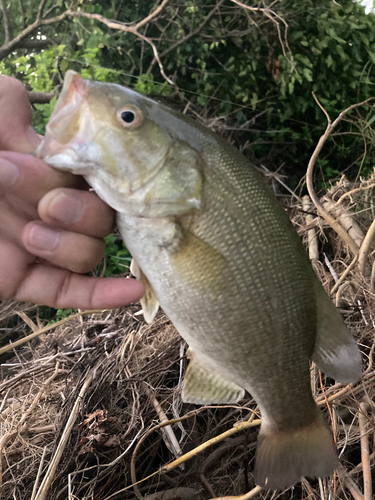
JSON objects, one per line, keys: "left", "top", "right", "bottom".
{"left": 119, "top": 142, "right": 317, "bottom": 426}
{"left": 37, "top": 70, "right": 362, "bottom": 490}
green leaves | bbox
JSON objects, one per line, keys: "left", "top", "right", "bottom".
{"left": 1, "top": 0, "right": 375, "bottom": 217}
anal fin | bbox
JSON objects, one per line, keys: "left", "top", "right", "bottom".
{"left": 312, "top": 279, "right": 362, "bottom": 384}
{"left": 182, "top": 350, "right": 245, "bottom": 404}
{"left": 130, "top": 259, "right": 159, "bottom": 324}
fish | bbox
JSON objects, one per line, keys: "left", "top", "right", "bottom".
{"left": 36, "top": 70, "right": 362, "bottom": 490}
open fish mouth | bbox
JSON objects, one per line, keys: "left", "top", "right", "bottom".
{"left": 35, "top": 72, "right": 105, "bottom": 175}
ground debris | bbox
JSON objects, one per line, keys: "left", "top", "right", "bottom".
{"left": 1, "top": 177, "right": 375, "bottom": 500}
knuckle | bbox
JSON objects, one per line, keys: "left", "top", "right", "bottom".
{"left": 70, "top": 240, "right": 105, "bottom": 274}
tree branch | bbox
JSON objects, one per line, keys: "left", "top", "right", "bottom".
{"left": 28, "top": 90, "right": 58, "bottom": 104}
{"left": 1, "top": 0, "right": 13, "bottom": 43}
{"left": 36, "top": 0, "right": 48, "bottom": 22}
{"left": 306, "top": 93, "right": 375, "bottom": 257}
{"left": 68, "top": 3, "right": 174, "bottom": 85}
{"left": 0, "top": 10, "right": 71, "bottom": 61}
{"left": 134, "top": 0, "right": 171, "bottom": 30}
{"left": 0, "top": 0, "right": 173, "bottom": 86}
{"left": 148, "top": 0, "right": 226, "bottom": 72}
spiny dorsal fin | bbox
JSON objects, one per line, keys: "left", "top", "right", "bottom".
{"left": 182, "top": 350, "right": 245, "bottom": 404}
{"left": 312, "top": 279, "right": 361, "bottom": 384}
{"left": 130, "top": 258, "right": 159, "bottom": 324}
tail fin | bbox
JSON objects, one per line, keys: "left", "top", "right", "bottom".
{"left": 254, "top": 413, "right": 338, "bottom": 490}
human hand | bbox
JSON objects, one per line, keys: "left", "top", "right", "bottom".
{"left": 0, "top": 76, "right": 144, "bottom": 308}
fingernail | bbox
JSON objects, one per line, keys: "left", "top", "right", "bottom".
{"left": 47, "top": 192, "right": 83, "bottom": 224}
{"left": 0, "top": 158, "right": 20, "bottom": 187}
{"left": 28, "top": 224, "right": 60, "bottom": 252}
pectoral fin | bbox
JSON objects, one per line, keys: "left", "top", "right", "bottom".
{"left": 312, "top": 279, "right": 362, "bottom": 384}
{"left": 130, "top": 259, "right": 159, "bottom": 324}
{"left": 182, "top": 350, "right": 245, "bottom": 404}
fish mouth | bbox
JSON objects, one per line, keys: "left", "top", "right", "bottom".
{"left": 36, "top": 71, "right": 173, "bottom": 198}
{"left": 35, "top": 71, "right": 95, "bottom": 173}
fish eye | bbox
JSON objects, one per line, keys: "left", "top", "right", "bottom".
{"left": 116, "top": 106, "right": 143, "bottom": 129}
{"left": 121, "top": 111, "right": 135, "bottom": 123}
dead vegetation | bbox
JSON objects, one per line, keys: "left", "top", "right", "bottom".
{"left": 2, "top": 98, "right": 375, "bottom": 500}
{"left": 1, "top": 169, "right": 375, "bottom": 500}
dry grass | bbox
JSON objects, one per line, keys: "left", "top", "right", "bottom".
{"left": 1, "top": 175, "right": 375, "bottom": 500}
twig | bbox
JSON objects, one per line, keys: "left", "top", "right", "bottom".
{"left": 200, "top": 474, "right": 216, "bottom": 497}
{"left": 143, "top": 383, "right": 182, "bottom": 460}
{"left": 0, "top": 364, "right": 60, "bottom": 486}
{"left": 28, "top": 90, "right": 58, "bottom": 104}
{"left": 106, "top": 413, "right": 261, "bottom": 500}
{"left": 0, "top": 0, "right": 12, "bottom": 43}
{"left": 337, "top": 464, "right": 364, "bottom": 500}
{"left": 162, "top": 419, "right": 261, "bottom": 473}
{"left": 210, "top": 485, "right": 263, "bottom": 500}
{"left": 133, "top": 0, "right": 171, "bottom": 30}
{"left": 34, "top": 371, "right": 94, "bottom": 500}
{"left": 31, "top": 447, "right": 47, "bottom": 500}
{"left": 302, "top": 195, "right": 319, "bottom": 260}
{"left": 330, "top": 254, "right": 358, "bottom": 295}
{"left": 231, "top": 0, "right": 292, "bottom": 65}
{"left": 68, "top": 4, "right": 173, "bottom": 85}
{"left": 0, "top": 309, "right": 105, "bottom": 356}
{"left": 358, "top": 403, "right": 372, "bottom": 500}
{"left": 306, "top": 93, "right": 375, "bottom": 256}
{"left": 324, "top": 254, "right": 338, "bottom": 282}
{"left": 322, "top": 199, "right": 365, "bottom": 249}
{"left": 0, "top": 10, "right": 72, "bottom": 61}
{"left": 334, "top": 182, "right": 375, "bottom": 206}
{"left": 133, "top": 383, "right": 183, "bottom": 500}
{"left": 358, "top": 219, "right": 375, "bottom": 275}
{"left": 153, "top": 0, "right": 226, "bottom": 69}
{"left": 370, "top": 260, "right": 375, "bottom": 291}
{"left": 36, "top": 0, "right": 48, "bottom": 22}
{"left": 16, "top": 311, "right": 38, "bottom": 332}
{"left": 319, "top": 371, "right": 336, "bottom": 441}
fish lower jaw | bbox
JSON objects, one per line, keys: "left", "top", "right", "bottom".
{"left": 44, "top": 152, "right": 98, "bottom": 176}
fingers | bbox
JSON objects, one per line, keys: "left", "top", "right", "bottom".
{"left": 0, "top": 153, "right": 80, "bottom": 202}
{"left": 0, "top": 75, "right": 41, "bottom": 153}
{"left": 38, "top": 188, "right": 115, "bottom": 237}
{"left": 22, "top": 222, "right": 106, "bottom": 274}
{"left": 14, "top": 264, "right": 145, "bottom": 309}
{"left": 0, "top": 238, "right": 34, "bottom": 300}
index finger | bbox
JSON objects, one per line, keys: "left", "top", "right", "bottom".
{"left": 0, "top": 152, "right": 83, "bottom": 204}
{"left": 0, "top": 75, "right": 41, "bottom": 153}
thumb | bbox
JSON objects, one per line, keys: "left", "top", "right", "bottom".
{"left": 0, "top": 75, "right": 41, "bottom": 154}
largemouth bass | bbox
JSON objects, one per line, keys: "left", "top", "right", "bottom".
{"left": 37, "top": 70, "right": 362, "bottom": 489}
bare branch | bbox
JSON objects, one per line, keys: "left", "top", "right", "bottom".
{"left": 135, "top": 0, "right": 171, "bottom": 30}
{"left": 68, "top": 8, "right": 174, "bottom": 85}
{"left": 306, "top": 93, "right": 375, "bottom": 256}
{"left": 0, "top": 0, "right": 173, "bottom": 86}
{"left": 1, "top": 0, "right": 13, "bottom": 43}
{"left": 28, "top": 90, "right": 58, "bottom": 104}
{"left": 0, "top": 10, "right": 71, "bottom": 61}
{"left": 230, "top": 0, "right": 293, "bottom": 67}
{"left": 149, "top": 0, "right": 226, "bottom": 71}
{"left": 36, "top": 0, "right": 48, "bottom": 22}
{"left": 358, "top": 403, "right": 372, "bottom": 500}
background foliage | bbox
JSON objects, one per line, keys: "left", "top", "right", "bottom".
{"left": 1, "top": 0, "right": 375, "bottom": 181}
{"left": 1, "top": 0, "right": 375, "bottom": 282}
